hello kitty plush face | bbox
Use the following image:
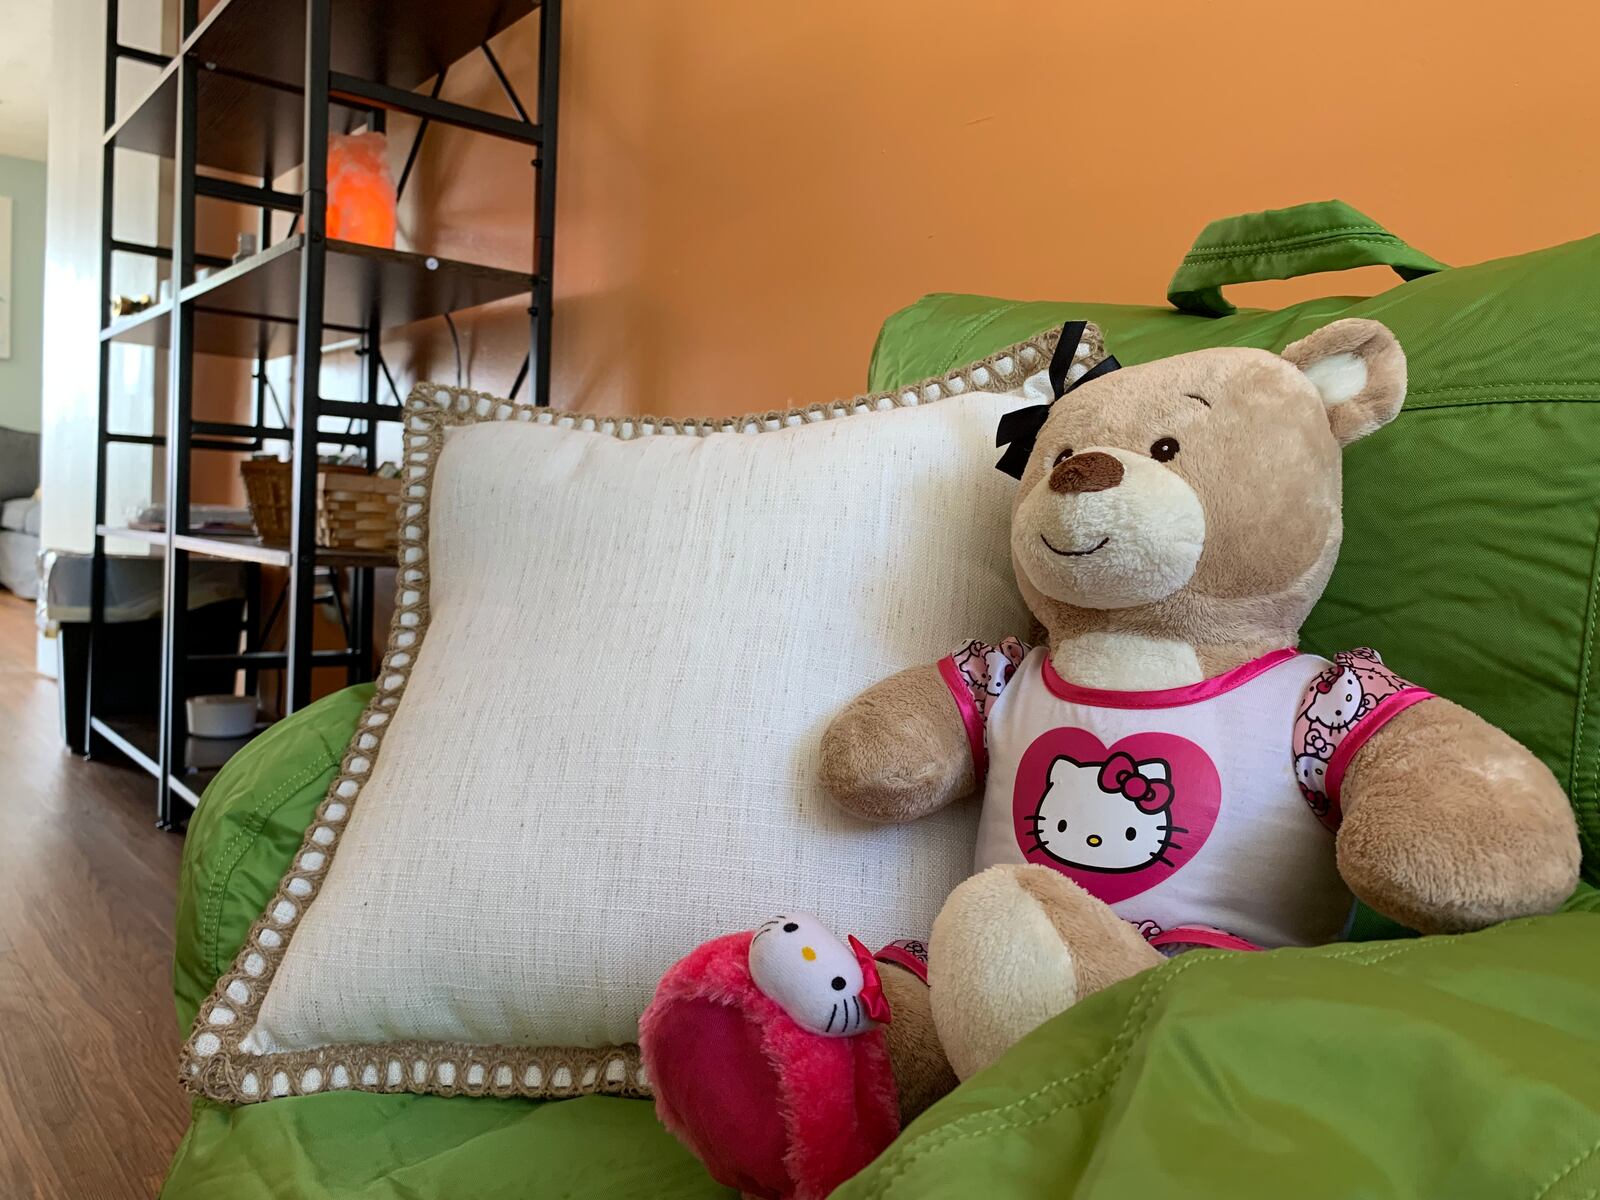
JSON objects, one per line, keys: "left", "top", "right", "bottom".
{"left": 1026, "top": 753, "right": 1181, "bottom": 872}
{"left": 747, "top": 912, "right": 889, "bottom": 1037}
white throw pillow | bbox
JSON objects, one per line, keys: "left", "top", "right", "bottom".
{"left": 181, "top": 323, "right": 1105, "bottom": 1104}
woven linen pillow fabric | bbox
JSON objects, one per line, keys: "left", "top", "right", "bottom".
{"left": 180, "top": 323, "right": 1107, "bottom": 1105}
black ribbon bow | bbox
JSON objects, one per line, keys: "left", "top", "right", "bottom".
{"left": 993, "top": 321, "right": 1121, "bottom": 479}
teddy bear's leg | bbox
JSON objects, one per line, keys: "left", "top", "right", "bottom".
{"left": 929, "top": 864, "right": 1162, "bottom": 1080}
{"left": 877, "top": 959, "right": 959, "bottom": 1120}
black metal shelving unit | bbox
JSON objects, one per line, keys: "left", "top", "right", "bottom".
{"left": 87, "top": 0, "right": 560, "bottom": 827}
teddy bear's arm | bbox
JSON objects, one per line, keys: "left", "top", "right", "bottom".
{"left": 1334, "top": 696, "right": 1580, "bottom": 934}
{"left": 819, "top": 664, "right": 976, "bottom": 823}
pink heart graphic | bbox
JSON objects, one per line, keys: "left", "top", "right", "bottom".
{"left": 1012, "top": 728, "right": 1220, "bottom": 904}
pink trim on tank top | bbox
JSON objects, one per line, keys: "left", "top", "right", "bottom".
{"left": 1040, "top": 647, "right": 1301, "bottom": 709}
{"left": 1324, "top": 687, "right": 1435, "bottom": 803}
{"left": 938, "top": 654, "right": 989, "bottom": 783}
{"left": 1147, "top": 927, "right": 1263, "bottom": 953}
{"left": 873, "top": 942, "right": 930, "bottom": 986}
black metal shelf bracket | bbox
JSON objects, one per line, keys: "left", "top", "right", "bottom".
{"left": 534, "top": 0, "right": 560, "bottom": 408}
{"left": 117, "top": 42, "right": 172, "bottom": 69}
{"left": 329, "top": 73, "right": 540, "bottom": 146}
{"left": 395, "top": 67, "right": 446, "bottom": 201}
{"left": 194, "top": 174, "right": 301, "bottom": 211}
{"left": 481, "top": 42, "right": 532, "bottom": 124}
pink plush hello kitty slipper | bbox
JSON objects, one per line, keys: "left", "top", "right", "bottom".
{"left": 640, "top": 915, "right": 905, "bottom": 1200}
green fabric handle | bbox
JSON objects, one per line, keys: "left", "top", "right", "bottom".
{"left": 1167, "top": 199, "right": 1450, "bottom": 317}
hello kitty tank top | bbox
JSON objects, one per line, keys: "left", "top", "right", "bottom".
{"left": 939, "top": 640, "right": 1432, "bottom": 952}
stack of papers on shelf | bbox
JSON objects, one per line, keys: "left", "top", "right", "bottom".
{"left": 128, "top": 504, "right": 257, "bottom": 534}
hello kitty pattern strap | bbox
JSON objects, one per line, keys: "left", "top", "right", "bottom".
{"left": 938, "top": 637, "right": 1031, "bottom": 783}
{"left": 1144, "top": 924, "right": 1263, "bottom": 955}
{"left": 1293, "top": 648, "right": 1433, "bottom": 831}
{"left": 874, "top": 938, "right": 930, "bottom": 985}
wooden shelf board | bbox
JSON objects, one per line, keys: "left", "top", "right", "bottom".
{"left": 101, "top": 301, "right": 305, "bottom": 358}
{"left": 184, "top": 235, "right": 533, "bottom": 332}
{"left": 106, "top": 0, "right": 538, "bottom": 173}
{"left": 173, "top": 722, "right": 273, "bottom": 804}
{"left": 97, "top": 526, "right": 395, "bottom": 569}
{"left": 102, "top": 238, "right": 530, "bottom": 356}
{"left": 96, "top": 525, "right": 169, "bottom": 548}
{"left": 169, "top": 774, "right": 204, "bottom": 808}
{"left": 169, "top": 532, "right": 293, "bottom": 566}
{"left": 101, "top": 301, "right": 174, "bottom": 346}
{"left": 89, "top": 715, "right": 162, "bottom": 779}
{"left": 190, "top": 0, "right": 539, "bottom": 98}
{"left": 91, "top": 711, "right": 278, "bottom": 807}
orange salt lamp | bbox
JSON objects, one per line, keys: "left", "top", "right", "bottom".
{"left": 327, "top": 132, "right": 397, "bottom": 248}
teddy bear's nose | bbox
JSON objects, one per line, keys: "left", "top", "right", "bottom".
{"left": 1049, "top": 451, "right": 1124, "bottom": 495}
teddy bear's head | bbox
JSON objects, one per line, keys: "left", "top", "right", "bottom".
{"left": 1010, "top": 318, "right": 1406, "bottom": 657}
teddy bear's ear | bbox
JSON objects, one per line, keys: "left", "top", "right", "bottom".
{"left": 1281, "top": 318, "right": 1407, "bottom": 446}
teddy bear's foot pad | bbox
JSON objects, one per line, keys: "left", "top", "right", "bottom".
{"left": 930, "top": 864, "right": 1162, "bottom": 1080}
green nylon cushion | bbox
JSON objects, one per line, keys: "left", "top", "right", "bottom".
{"left": 165, "top": 1094, "right": 728, "bottom": 1200}
{"left": 869, "top": 232, "right": 1600, "bottom": 887}
{"left": 837, "top": 902, "right": 1600, "bottom": 1200}
{"left": 173, "top": 684, "right": 373, "bottom": 1034}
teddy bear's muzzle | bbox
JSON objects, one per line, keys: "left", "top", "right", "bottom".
{"left": 1014, "top": 448, "right": 1207, "bottom": 610}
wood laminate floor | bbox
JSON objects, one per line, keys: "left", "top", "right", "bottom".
{"left": 0, "top": 593, "right": 189, "bottom": 1198}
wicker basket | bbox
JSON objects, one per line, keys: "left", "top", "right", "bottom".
{"left": 318, "top": 470, "right": 403, "bottom": 552}
{"left": 240, "top": 459, "right": 398, "bottom": 552}
{"left": 240, "top": 458, "right": 295, "bottom": 545}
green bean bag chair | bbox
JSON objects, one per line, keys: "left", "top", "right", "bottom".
{"left": 164, "top": 686, "right": 1600, "bottom": 1199}
{"left": 165, "top": 203, "right": 1600, "bottom": 1197}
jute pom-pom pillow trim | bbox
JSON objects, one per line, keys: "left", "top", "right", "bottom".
{"left": 177, "top": 321, "right": 1105, "bottom": 1105}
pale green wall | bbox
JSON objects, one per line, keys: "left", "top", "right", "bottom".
{"left": 0, "top": 154, "right": 47, "bottom": 433}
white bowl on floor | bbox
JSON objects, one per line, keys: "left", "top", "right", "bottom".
{"left": 187, "top": 694, "right": 257, "bottom": 739}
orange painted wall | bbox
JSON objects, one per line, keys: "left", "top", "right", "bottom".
{"left": 330, "top": 1, "right": 1600, "bottom": 421}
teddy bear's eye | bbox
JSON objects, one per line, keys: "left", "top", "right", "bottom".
{"left": 1053, "top": 447, "right": 1075, "bottom": 466}
{"left": 1150, "top": 437, "right": 1180, "bottom": 462}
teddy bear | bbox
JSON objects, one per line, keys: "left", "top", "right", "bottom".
{"left": 640, "top": 318, "right": 1580, "bottom": 1200}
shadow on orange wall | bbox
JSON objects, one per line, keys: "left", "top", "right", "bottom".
{"left": 345, "top": 0, "right": 1600, "bottom": 418}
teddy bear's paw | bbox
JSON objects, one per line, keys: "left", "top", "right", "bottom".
{"left": 929, "top": 865, "right": 1161, "bottom": 1080}
{"left": 1335, "top": 697, "right": 1581, "bottom": 934}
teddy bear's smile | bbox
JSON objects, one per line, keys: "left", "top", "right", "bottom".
{"left": 1039, "top": 534, "right": 1109, "bottom": 558}
{"left": 1014, "top": 447, "right": 1206, "bottom": 610}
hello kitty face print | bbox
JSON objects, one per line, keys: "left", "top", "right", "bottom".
{"left": 1292, "top": 648, "right": 1431, "bottom": 829}
{"left": 948, "top": 638, "right": 1029, "bottom": 709}
{"left": 1305, "top": 665, "right": 1363, "bottom": 729}
{"left": 1025, "top": 753, "right": 1184, "bottom": 872}
{"left": 1010, "top": 727, "right": 1222, "bottom": 905}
